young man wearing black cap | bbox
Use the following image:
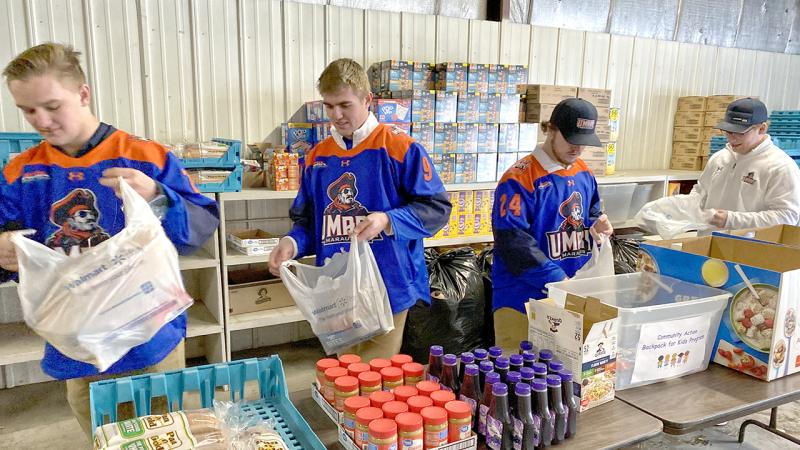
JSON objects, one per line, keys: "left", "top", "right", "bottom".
{"left": 490, "top": 98, "right": 613, "bottom": 350}
{"left": 697, "top": 98, "right": 800, "bottom": 229}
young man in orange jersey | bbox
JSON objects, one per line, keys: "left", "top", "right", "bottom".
{"left": 269, "top": 58, "right": 451, "bottom": 360}
{"left": 0, "top": 43, "right": 219, "bottom": 438}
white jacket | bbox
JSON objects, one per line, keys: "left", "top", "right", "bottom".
{"left": 691, "top": 136, "right": 800, "bottom": 229}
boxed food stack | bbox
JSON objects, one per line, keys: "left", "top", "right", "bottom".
{"left": 671, "top": 96, "right": 708, "bottom": 171}
{"left": 517, "top": 84, "right": 577, "bottom": 123}
{"left": 265, "top": 149, "right": 300, "bottom": 191}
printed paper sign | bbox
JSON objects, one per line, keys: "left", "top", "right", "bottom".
{"left": 631, "top": 315, "right": 710, "bottom": 384}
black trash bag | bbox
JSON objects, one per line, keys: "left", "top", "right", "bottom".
{"left": 401, "top": 247, "right": 486, "bottom": 362}
{"left": 611, "top": 235, "right": 641, "bottom": 274}
{"left": 477, "top": 247, "right": 495, "bottom": 348}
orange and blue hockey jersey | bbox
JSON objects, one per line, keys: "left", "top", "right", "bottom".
{"left": 286, "top": 114, "right": 451, "bottom": 313}
{"left": 0, "top": 125, "right": 219, "bottom": 379}
{"left": 491, "top": 146, "right": 601, "bottom": 313}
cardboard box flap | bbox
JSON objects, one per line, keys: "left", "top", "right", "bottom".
{"left": 723, "top": 225, "right": 800, "bottom": 247}
{"left": 648, "top": 235, "right": 800, "bottom": 273}
{"left": 564, "top": 293, "right": 618, "bottom": 341}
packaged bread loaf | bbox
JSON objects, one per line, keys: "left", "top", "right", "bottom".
{"left": 94, "top": 409, "right": 225, "bottom": 449}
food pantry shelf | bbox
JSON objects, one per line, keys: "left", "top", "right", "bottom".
{"left": 186, "top": 302, "right": 223, "bottom": 338}
{"left": 425, "top": 235, "right": 493, "bottom": 247}
{"left": 224, "top": 249, "right": 269, "bottom": 266}
{"left": 227, "top": 305, "right": 306, "bottom": 331}
{"left": 0, "top": 323, "right": 44, "bottom": 366}
{"left": 178, "top": 249, "right": 218, "bottom": 270}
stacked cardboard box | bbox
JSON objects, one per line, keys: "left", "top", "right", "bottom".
{"left": 671, "top": 96, "right": 709, "bottom": 170}
{"left": 578, "top": 88, "right": 613, "bottom": 176}
{"left": 264, "top": 149, "right": 300, "bottom": 191}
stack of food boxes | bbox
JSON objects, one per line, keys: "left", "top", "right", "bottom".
{"left": 432, "top": 190, "right": 495, "bottom": 240}
{"left": 264, "top": 147, "right": 300, "bottom": 191}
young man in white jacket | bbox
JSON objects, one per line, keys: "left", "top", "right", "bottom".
{"left": 696, "top": 98, "right": 800, "bottom": 229}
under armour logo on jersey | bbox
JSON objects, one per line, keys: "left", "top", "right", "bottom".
{"left": 68, "top": 171, "right": 85, "bottom": 181}
{"left": 567, "top": 180, "right": 575, "bottom": 187}
{"left": 341, "top": 160, "right": 350, "bottom": 167}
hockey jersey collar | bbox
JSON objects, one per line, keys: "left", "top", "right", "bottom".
{"left": 331, "top": 113, "right": 379, "bottom": 150}
{"left": 726, "top": 135, "right": 773, "bottom": 161}
{"left": 533, "top": 145, "right": 571, "bottom": 174}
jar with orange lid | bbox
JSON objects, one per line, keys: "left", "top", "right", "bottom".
{"left": 415, "top": 380, "right": 440, "bottom": 398}
{"left": 370, "top": 358, "right": 392, "bottom": 373}
{"left": 355, "top": 407, "right": 383, "bottom": 449}
{"left": 407, "top": 395, "right": 433, "bottom": 414}
{"left": 359, "top": 371, "right": 382, "bottom": 397}
{"left": 382, "top": 400, "right": 409, "bottom": 420}
{"left": 324, "top": 367, "right": 348, "bottom": 405}
{"left": 391, "top": 354, "right": 413, "bottom": 368}
{"left": 339, "top": 354, "right": 362, "bottom": 369}
{"left": 396, "top": 412, "right": 424, "bottom": 450}
{"left": 316, "top": 358, "right": 339, "bottom": 394}
{"left": 402, "top": 362, "right": 424, "bottom": 386}
{"left": 368, "top": 418, "right": 398, "bottom": 450}
{"left": 430, "top": 390, "right": 456, "bottom": 408}
{"left": 421, "top": 406, "right": 449, "bottom": 449}
{"left": 347, "top": 362, "right": 371, "bottom": 378}
{"left": 381, "top": 366, "right": 404, "bottom": 392}
{"left": 334, "top": 375, "right": 359, "bottom": 412}
{"left": 369, "top": 390, "right": 395, "bottom": 409}
{"left": 444, "top": 400, "right": 472, "bottom": 443}
{"left": 393, "top": 385, "right": 419, "bottom": 403}
{"left": 342, "top": 396, "right": 370, "bottom": 439}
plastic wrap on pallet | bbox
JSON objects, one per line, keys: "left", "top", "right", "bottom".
{"left": 734, "top": 0, "right": 795, "bottom": 53}
{"left": 437, "top": 0, "right": 486, "bottom": 20}
{"left": 608, "top": 0, "right": 679, "bottom": 40}
{"left": 510, "top": 0, "right": 530, "bottom": 23}
{"left": 329, "top": 0, "right": 436, "bottom": 14}
{"left": 530, "top": 0, "right": 611, "bottom": 32}
{"left": 674, "top": 0, "right": 740, "bottom": 47}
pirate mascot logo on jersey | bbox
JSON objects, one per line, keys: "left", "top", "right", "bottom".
{"left": 546, "top": 191, "right": 591, "bottom": 259}
{"left": 46, "top": 189, "right": 110, "bottom": 253}
{"left": 322, "top": 172, "right": 374, "bottom": 244}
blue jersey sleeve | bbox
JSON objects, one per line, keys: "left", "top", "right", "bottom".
{"left": 492, "top": 178, "right": 567, "bottom": 282}
{"left": 588, "top": 176, "right": 602, "bottom": 224}
{"left": 0, "top": 172, "right": 23, "bottom": 283}
{"left": 287, "top": 165, "right": 316, "bottom": 258}
{"left": 385, "top": 142, "right": 451, "bottom": 241}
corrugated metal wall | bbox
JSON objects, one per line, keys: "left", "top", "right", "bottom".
{"left": 2, "top": 0, "right": 800, "bottom": 170}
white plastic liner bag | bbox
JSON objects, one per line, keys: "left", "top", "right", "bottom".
{"left": 572, "top": 234, "right": 615, "bottom": 280}
{"left": 633, "top": 194, "right": 716, "bottom": 239}
{"left": 10, "top": 178, "right": 193, "bottom": 371}
{"left": 280, "top": 235, "right": 394, "bottom": 355}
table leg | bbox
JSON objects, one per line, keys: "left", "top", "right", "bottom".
{"left": 738, "top": 407, "right": 800, "bottom": 445}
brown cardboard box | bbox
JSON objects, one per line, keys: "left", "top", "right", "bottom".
{"left": 584, "top": 159, "right": 607, "bottom": 176}
{"left": 702, "top": 126, "right": 723, "bottom": 142}
{"left": 706, "top": 95, "right": 751, "bottom": 112}
{"left": 577, "top": 88, "right": 611, "bottom": 108}
{"left": 701, "top": 141, "right": 711, "bottom": 155}
{"left": 519, "top": 84, "right": 577, "bottom": 104}
{"left": 704, "top": 111, "right": 727, "bottom": 127}
{"left": 596, "top": 107, "right": 610, "bottom": 123}
{"left": 677, "top": 96, "right": 707, "bottom": 112}
{"left": 672, "top": 141, "right": 705, "bottom": 157}
{"left": 582, "top": 148, "right": 607, "bottom": 160}
{"left": 726, "top": 225, "right": 800, "bottom": 248}
{"left": 670, "top": 155, "right": 704, "bottom": 170}
{"left": 228, "top": 269, "right": 295, "bottom": 315}
{"left": 673, "top": 127, "right": 703, "bottom": 142}
{"left": 525, "top": 103, "right": 557, "bottom": 122}
{"left": 674, "top": 111, "right": 705, "bottom": 127}
{"left": 595, "top": 127, "right": 611, "bottom": 142}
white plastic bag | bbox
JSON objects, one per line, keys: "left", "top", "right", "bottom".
{"left": 633, "top": 194, "right": 716, "bottom": 239}
{"left": 572, "top": 235, "right": 615, "bottom": 280}
{"left": 279, "top": 235, "right": 394, "bottom": 355}
{"left": 11, "top": 179, "right": 193, "bottom": 371}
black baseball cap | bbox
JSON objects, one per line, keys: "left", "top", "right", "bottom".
{"left": 715, "top": 98, "right": 768, "bottom": 133}
{"left": 550, "top": 98, "right": 602, "bottom": 147}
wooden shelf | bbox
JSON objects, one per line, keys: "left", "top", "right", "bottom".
{"left": 186, "top": 302, "right": 223, "bottom": 338}
{"left": 228, "top": 305, "right": 306, "bottom": 331}
{"left": 666, "top": 170, "right": 703, "bottom": 181}
{"left": 224, "top": 251, "right": 269, "bottom": 266}
{"left": 444, "top": 182, "right": 497, "bottom": 191}
{"left": 0, "top": 323, "right": 44, "bottom": 366}
{"left": 424, "top": 235, "right": 493, "bottom": 248}
{"left": 179, "top": 249, "right": 218, "bottom": 271}
{"left": 219, "top": 188, "right": 298, "bottom": 201}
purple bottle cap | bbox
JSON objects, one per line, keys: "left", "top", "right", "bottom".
{"left": 489, "top": 346, "right": 503, "bottom": 357}
{"left": 558, "top": 369, "right": 573, "bottom": 383}
{"left": 443, "top": 354, "right": 458, "bottom": 365}
{"left": 465, "top": 364, "right": 480, "bottom": 376}
{"left": 486, "top": 371, "right": 501, "bottom": 385}
{"left": 493, "top": 382, "right": 508, "bottom": 396}
{"left": 495, "top": 356, "right": 510, "bottom": 369}
{"left": 522, "top": 350, "right": 537, "bottom": 362}
{"left": 474, "top": 348, "right": 488, "bottom": 360}
{"left": 516, "top": 382, "right": 532, "bottom": 396}
{"left": 461, "top": 352, "right": 475, "bottom": 364}
{"left": 531, "top": 379, "right": 548, "bottom": 391}
{"left": 506, "top": 371, "right": 521, "bottom": 383}
{"left": 479, "top": 361, "right": 494, "bottom": 372}
{"left": 546, "top": 374, "right": 562, "bottom": 387}
{"left": 532, "top": 362, "right": 548, "bottom": 375}
{"left": 430, "top": 345, "right": 444, "bottom": 356}
{"left": 520, "top": 367, "right": 535, "bottom": 380}
{"left": 520, "top": 340, "right": 534, "bottom": 352}
{"left": 549, "top": 360, "right": 564, "bottom": 372}
{"left": 539, "top": 349, "right": 553, "bottom": 360}
{"left": 509, "top": 354, "right": 523, "bottom": 366}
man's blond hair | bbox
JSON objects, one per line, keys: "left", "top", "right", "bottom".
{"left": 3, "top": 42, "right": 86, "bottom": 87}
{"left": 318, "top": 58, "right": 370, "bottom": 98}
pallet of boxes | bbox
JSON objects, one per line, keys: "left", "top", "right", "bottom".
{"left": 672, "top": 95, "right": 748, "bottom": 170}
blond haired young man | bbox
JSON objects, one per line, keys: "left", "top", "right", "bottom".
{"left": 269, "top": 58, "right": 451, "bottom": 360}
{"left": 0, "top": 43, "right": 219, "bottom": 437}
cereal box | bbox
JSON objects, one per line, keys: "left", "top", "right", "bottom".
{"left": 498, "top": 124, "right": 520, "bottom": 153}
{"left": 488, "top": 64, "right": 509, "bottom": 94}
{"left": 476, "top": 153, "right": 498, "bottom": 183}
{"left": 455, "top": 154, "right": 478, "bottom": 184}
{"left": 434, "top": 123, "right": 458, "bottom": 154}
{"left": 480, "top": 93, "right": 501, "bottom": 123}
{"left": 435, "top": 91, "right": 458, "bottom": 123}
{"left": 435, "top": 62, "right": 468, "bottom": 92}
{"left": 385, "top": 122, "right": 410, "bottom": 134}
{"left": 477, "top": 124, "right": 499, "bottom": 153}
{"left": 496, "top": 153, "right": 518, "bottom": 179}
{"left": 411, "top": 122, "right": 435, "bottom": 153}
{"left": 457, "top": 123, "right": 479, "bottom": 154}
{"left": 454, "top": 191, "right": 474, "bottom": 213}
{"left": 380, "top": 60, "right": 412, "bottom": 92}
{"left": 468, "top": 63, "right": 489, "bottom": 93}
{"left": 372, "top": 99, "right": 411, "bottom": 123}
{"left": 499, "top": 94, "right": 521, "bottom": 123}
{"left": 457, "top": 213, "right": 474, "bottom": 236}
{"left": 507, "top": 65, "right": 529, "bottom": 93}
{"left": 282, "top": 123, "right": 314, "bottom": 159}
{"left": 305, "top": 101, "right": 328, "bottom": 123}
{"left": 312, "top": 122, "right": 332, "bottom": 144}
{"left": 412, "top": 62, "right": 435, "bottom": 91}
{"left": 457, "top": 92, "right": 480, "bottom": 123}
{"left": 473, "top": 190, "right": 494, "bottom": 214}
{"left": 518, "top": 123, "right": 538, "bottom": 152}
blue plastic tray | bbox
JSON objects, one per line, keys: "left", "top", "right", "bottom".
{"left": 191, "top": 165, "right": 243, "bottom": 193}
{"left": 179, "top": 138, "right": 241, "bottom": 169}
{"left": 89, "top": 356, "right": 325, "bottom": 449}
{"left": 0, "top": 132, "right": 42, "bottom": 167}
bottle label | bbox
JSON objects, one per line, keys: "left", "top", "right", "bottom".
{"left": 424, "top": 428, "right": 447, "bottom": 447}
{"left": 400, "top": 437, "right": 423, "bottom": 450}
{"left": 486, "top": 416, "right": 504, "bottom": 450}
{"left": 512, "top": 417, "right": 523, "bottom": 450}
{"left": 427, "top": 374, "right": 440, "bottom": 383}
{"left": 478, "top": 404, "right": 489, "bottom": 435}
{"left": 459, "top": 395, "right": 478, "bottom": 416}
{"left": 368, "top": 443, "right": 398, "bottom": 450}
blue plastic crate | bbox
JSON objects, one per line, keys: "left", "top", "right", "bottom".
{"left": 771, "top": 111, "right": 800, "bottom": 118}
{"left": 191, "top": 165, "right": 243, "bottom": 193}
{"left": 179, "top": 138, "right": 241, "bottom": 169}
{"left": 90, "top": 356, "right": 325, "bottom": 449}
{"left": 0, "top": 132, "right": 42, "bottom": 167}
